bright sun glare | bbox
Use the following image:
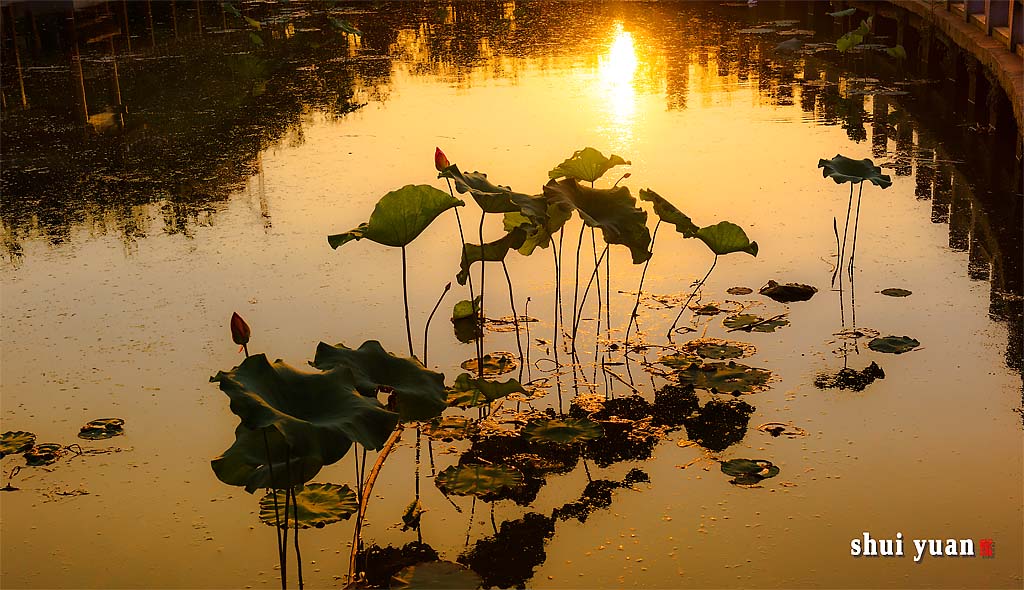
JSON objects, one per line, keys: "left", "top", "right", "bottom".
{"left": 597, "top": 23, "right": 639, "bottom": 144}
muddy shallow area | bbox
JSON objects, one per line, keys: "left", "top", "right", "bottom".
{"left": 1, "top": 2, "right": 1021, "bottom": 588}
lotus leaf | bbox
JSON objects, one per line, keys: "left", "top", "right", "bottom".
{"left": 434, "top": 464, "right": 523, "bottom": 496}
{"left": 759, "top": 280, "right": 817, "bottom": 302}
{"left": 259, "top": 482, "right": 357, "bottom": 529}
{"left": 329, "top": 17, "right": 362, "bottom": 36}
{"left": 548, "top": 147, "right": 630, "bottom": 183}
{"left": 695, "top": 343, "right": 745, "bottom": 360}
{"left": 695, "top": 221, "right": 758, "bottom": 257}
{"left": 673, "top": 361, "right": 772, "bottom": 395}
{"left": 756, "top": 422, "right": 809, "bottom": 438}
{"left": 424, "top": 416, "right": 478, "bottom": 441}
{"left": 78, "top": 418, "right": 125, "bottom": 440}
{"left": 440, "top": 165, "right": 547, "bottom": 219}
{"left": 543, "top": 179, "right": 652, "bottom": 264}
{"left": 727, "top": 286, "right": 753, "bottom": 295}
{"left": 446, "top": 373, "right": 526, "bottom": 408}
{"left": 457, "top": 229, "right": 527, "bottom": 285}
{"left": 837, "top": 18, "right": 872, "bottom": 53}
{"left": 868, "top": 336, "right": 920, "bottom": 354}
{"left": 724, "top": 314, "right": 790, "bottom": 333}
{"left": 657, "top": 353, "right": 703, "bottom": 369}
{"left": 211, "top": 354, "right": 399, "bottom": 492}
{"left": 817, "top": 154, "right": 892, "bottom": 188}
{"left": 829, "top": 8, "right": 857, "bottom": 17}
{"left": 720, "top": 458, "right": 780, "bottom": 485}
{"left": 814, "top": 362, "right": 885, "bottom": 391}
{"left": 452, "top": 297, "right": 482, "bottom": 321}
{"left": 880, "top": 288, "right": 912, "bottom": 297}
{"left": 401, "top": 499, "right": 424, "bottom": 531}
{"left": 522, "top": 417, "right": 604, "bottom": 445}
{"left": 312, "top": 341, "right": 447, "bottom": 422}
{"left": 639, "top": 188, "right": 698, "bottom": 237}
{"left": 327, "top": 184, "right": 464, "bottom": 249}
{"left": 502, "top": 203, "right": 573, "bottom": 256}
{"left": 0, "top": 431, "right": 36, "bottom": 457}
{"left": 392, "top": 561, "right": 482, "bottom": 590}
{"left": 460, "top": 351, "right": 517, "bottom": 376}
{"left": 25, "top": 443, "right": 64, "bottom": 466}
{"left": 886, "top": 45, "right": 907, "bottom": 60}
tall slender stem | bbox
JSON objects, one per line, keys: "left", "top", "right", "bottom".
{"left": 348, "top": 427, "right": 404, "bottom": 585}
{"left": 423, "top": 282, "right": 451, "bottom": 364}
{"left": 446, "top": 179, "right": 483, "bottom": 378}
{"left": 550, "top": 243, "right": 562, "bottom": 408}
{"left": 572, "top": 223, "right": 585, "bottom": 344}
{"left": 667, "top": 255, "right": 718, "bottom": 340}
{"left": 477, "top": 213, "right": 487, "bottom": 372}
{"left": 400, "top": 246, "right": 414, "bottom": 357}
{"left": 572, "top": 246, "right": 609, "bottom": 338}
{"left": 291, "top": 483, "right": 303, "bottom": 589}
{"left": 625, "top": 220, "right": 660, "bottom": 345}
{"left": 832, "top": 183, "right": 855, "bottom": 287}
{"left": 501, "top": 260, "right": 524, "bottom": 362}
{"left": 847, "top": 182, "right": 864, "bottom": 277}
{"left": 262, "top": 430, "right": 285, "bottom": 590}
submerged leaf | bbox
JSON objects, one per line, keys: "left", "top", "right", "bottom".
{"left": 523, "top": 417, "right": 604, "bottom": 445}
{"left": 0, "top": 431, "right": 36, "bottom": 457}
{"left": 435, "top": 464, "right": 523, "bottom": 496}
{"left": 543, "top": 179, "right": 652, "bottom": 264}
{"left": 724, "top": 314, "right": 789, "bottom": 333}
{"left": 312, "top": 341, "right": 447, "bottom": 422}
{"left": 78, "top": 418, "right": 125, "bottom": 440}
{"left": 401, "top": 499, "right": 425, "bottom": 531}
{"left": 720, "top": 458, "right": 780, "bottom": 485}
{"left": 880, "top": 288, "right": 912, "bottom": 297}
{"left": 392, "top": 561, "right": 482, "bottom": 589}
{"left": 672, "top": 361, "right": 772, "bottom": 395}
{"left": 460, "top": 352, "right": 517, "bottom": 376}
{"left": 446, "top": 373, "right": 526, "bottom": 408}
{"left": 817, "top": 154, "right": 892, "bottom": 188}
{"left": 695, "top": 221, "right": 758, "bottom": 257}
{"left": 639, "top": 188, "right": 699, "bottom": 237}
{"left": 328, "top": 185, "right": 464, "bottom": 249}
{"left": 24, "top": 443, "right": 64, "bottom": 466}
{"left": 548, "top": 147, "right": 630, "bottom": 183}
{"left": 868, "top": 336, "right": 920, "bottom": 354}
{"left": 259, "top": 483, "right": 357, "bottom": 529}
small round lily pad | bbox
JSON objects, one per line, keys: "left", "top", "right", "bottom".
{"left": 259, "top": 482, "right": 357, "bottom": 529}
{"left": 0, "top": 431, "right": 36, "bottom": 457}
{"left": 726, "top": 287, "right": 753, "bottom": 295}
{"left": 868, "top": 336, "right": 919, "bottom": 354}
{"left": 78, "top": 418, "right": 125, "bottom": 440}
{"left": 461, "top": 352, "right": 517, "bottom": 376}
{"left": 880, "top": 288, "right": 912, "bottom": 297}
{"left": 391, "top": 561, "right": 482, "bottom": 589}
{"left": 720, "top": 458, "right": 780, "bottom": 485}
{"left": 522, "top": 417, "right": 604, "bottom": 445}
{"left": 724, "top": 314, "right": 789, "bottom": 333}
{"left": 672, "top": 361, "right": 772, "bottom": 395}
{"left": 434, "top": 464, "right": 523, "bottom": 497}
{"left": 25, "top": 443, "right": 64, "bottom": 466}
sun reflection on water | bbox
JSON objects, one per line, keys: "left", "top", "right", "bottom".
{"left": 596, "top": 22, "right": 639, "bottom": 147}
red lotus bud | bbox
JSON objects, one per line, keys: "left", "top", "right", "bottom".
{"left": 230, "top": 312, "right": 250, "bottom": 346}
{"left": 434, "top": 147, "right": 450, "bottom": 172}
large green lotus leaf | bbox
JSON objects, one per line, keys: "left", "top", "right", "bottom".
{"left": 441, "top": 164, "right": 547, "bottom": 219}
{"left": 868, "top": 336, "right": 920, "bottom": 354}
{"left": 673, "top": 361, "right": 772, "bottom": 395}
{"left": 0, "top": 431, "right": 36, "bottom": 457}
{"left": 817, "top": 154, "right": 892, "bottom": 188}
{"left": 523, "top": 417, "right": 604, "bottom": 445}
{"left": 446, "top": 373, "right": 526, "bottom": 408}
{"left": 543, "top": 178, "right": 652, "bottom": 264}
{"left": 503, "top": 203, "right": 573, "bottom": 256}
{"left": 695, "top": 221, "right": 758, "bottom": 257}
{"left": 548, "top": 147, "right": 630, "bottom": 183}
{"left": 328, "top": 184, "right": 464, "bottom": 249}
{"left": 457, "top": 229, "right": 527, "bottom": 285}
{"left": 259, "top": 482, "right": 357, "bottom": 529}
{"left": 452, "top": 297, "right": 482, "bottom": 321}
{"left": 435, "top": 464, "right": 524, "bottom": 496}
{"left": 312, "top": 341, "right": 447, "bottom": 422}
{"left": 392, "top": 561, "right": 482, "bottom": 590}
{"left": 212, "top": 424, "right": 326, "bottom": 493}
{"left": 720, "top": 458, "right": 780, "bottom": 485}
{"left": 639, "top": 189, "right": 698, "bottom": 237}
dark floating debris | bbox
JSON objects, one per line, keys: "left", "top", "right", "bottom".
{"left": 25, "top": 443, "right": 65, "bottom": 466}
{"left": 759, "top": 280, "right": 818, "bottom": 302}
{"left": 880, "top": 288, "right": 912, "bottom": 297}
{"left": 724, "top": 314, "right": 789, "bottom": 333}
{"left": 756, "top": 422, "right": 809, "bottom": 438}
{"left": 720, "top": 458, "right": 781, "bottom": 486}
{"left": 868, "top": 336, "right": 920, "bottom": 354}
{"left": 726, "top": 286, "right": 753, "bottom": 295}
{"left": 357, "top": 542, "right": 440, "bottom": 590}
{"left": 459, "top": 513, "right": 553, "bottom": 590}
{"left": 460, "top": 352, "right": 517, "bottom": 376}
{"left": 814, "top": 362, "right": 885, "bottom": 391}
{"left": 78, "top": 418, "right": 125, "bottom": 440}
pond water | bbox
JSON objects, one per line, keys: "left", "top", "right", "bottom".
{"left": 1, "top": 1, "right": 1021, "bottom": 588}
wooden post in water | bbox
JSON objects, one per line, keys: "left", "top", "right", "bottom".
{"left": 5, "top": 5, "right": 28, "bottom": 108}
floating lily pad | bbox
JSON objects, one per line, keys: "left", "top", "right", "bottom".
{"left": 738, "top": 28, "right": 775, "bottom": 34}
{"left": 452, "top": 298, "right": 483, "bottom": 343}
{"left": 720, "top": 458, "right": 780, "bottom": 485}
{"left": 447, "top": 374, "right": 527, "bottom": 408}
{"left": 724, "top": 314, "right": 789, "bottom": 333}
{"left": 690, "top": 303, "right": 722, "bottom": 316}
{"left": 461, "top": 352, "right": 517, "bottom": 376}
{"left": 868, "top": 336, "right": 920, "bottom": 354}
{"left": 672, "top": 361, "right": 772, "bottom": 395}
{"left": 814, "top": 361, "right": 885, "bottom": 391}
{"left": 24, "top": 443, "right": 64, "bottom": 466}
{"left": 78, "top": 418, "right": 125, "bottom": 440}
{"left": 522, "top": 417, "right": 604, "bottom": 445}
{"left": 401, "top": 499, "right": 424, "bottom": 532}
{"left": 0, "top": 431, "right": 36, "bottom": 457}
{"left": 392, "top": 561, "right": 482, "bottom": 590}
{"left": 548, "top": 147, "right": 630, "bottom": 183}
{"left": 435, "top": 464, "right": 523, "bottom": 496}
{"left": 677, "top": 338, "right": 755, "bottom": 360}
{"left": 424, "top": 416, "right": 478, "bottom": 441}
{"left": 259, "top": 483, "right": 357, "bottom": 529}
{"left": 759, "top": 280, "right": 817, "bottom": 302}
{"left": 657, "top": 353, "right": 703, "bottom": 369}
{"left": 880, "top": 288, "right": 912, "bottom": 297}
{"left": 696, "top": 343, "right": 744, "bottom": 359}
{"left": 726, "top": 286, "right": 753, "bottom": 295}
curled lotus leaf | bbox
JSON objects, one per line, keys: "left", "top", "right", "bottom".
{"left": 502, "top": 203, "right": 573, "bottom": 256}
{"left": 817, "top": 154, "right": 892, "bottom": 188}
{"left": 639, "top": 188, "right": 698, "bottom": 237}
{"left": 548, "top": 147, "right": 630, "bottom": 183}
{"left": 868, "top": 336, "right": 920, "bottom": 354}
{"left": 259, "top": 482, "right": 357, "bottom": 529}
{"left": 25, "top": 443, "right": 64, "bottom": 466}
{"left": 328, "top": 184, "right": 464, "bottom": 249}
{"left": 312, "top": 341, "right": 447, "bottom": 422}
{"left": 458, "top": 229, "right": 527, "bottom": 285}
{"left": 0, "top": 431, "right": 36, "bottom": 457}
{"left": 695, "top": 221, "right": 758, "bottom": 257}
{"left": 211, "top": 354, "right": 399, "bottom": 492}
{"left": 392, "top": 561, "right": 482, "bottom": 590}
{"left": 446, "top": 373, "right": 527, "bottom": 408}
{"left": 424, "top": 416, "right": 478, "bottom": 441}
{"left": 78, "top": 418, "right": 125, "bottom": 440}
{"left": 440, "top": 164, "right": 547, "bottom": 218}
{"left": 720, "top": 458, "right": 780, "bottom": 485}
{"left": 522, "top": 417, "right": 604, "bottom": 445}
{"left": 543, "top": 178, "right": 652, "bottom": 264}
{"left": 672, "top": 361, "right": 772, "bottom": 395}
{"left": 435, "top": 464, "right": 524, "bottom": 496}
{"left": 460, "top": 352, "right": 517, "bottom": 376}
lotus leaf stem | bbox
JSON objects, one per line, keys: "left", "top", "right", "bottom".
{"left": 501, "top": 260, "right": 524, "bottom": 362}
{"left": 667, "top": 255, "right": 718, "bottom": 341}
{"left": 832, "top": 183, "right": 855, "bottom": 288}
{"left": 348, "top": 426, "right": 404, "bottom": 585}
{"left": 400, "top": 246, "right": 414, "bottom": 358}
{"left": 625, "top": 220, "right": 661, "bottom": 345}
{"left": 423, "top": 282, "right": 451, "bottom": 364}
